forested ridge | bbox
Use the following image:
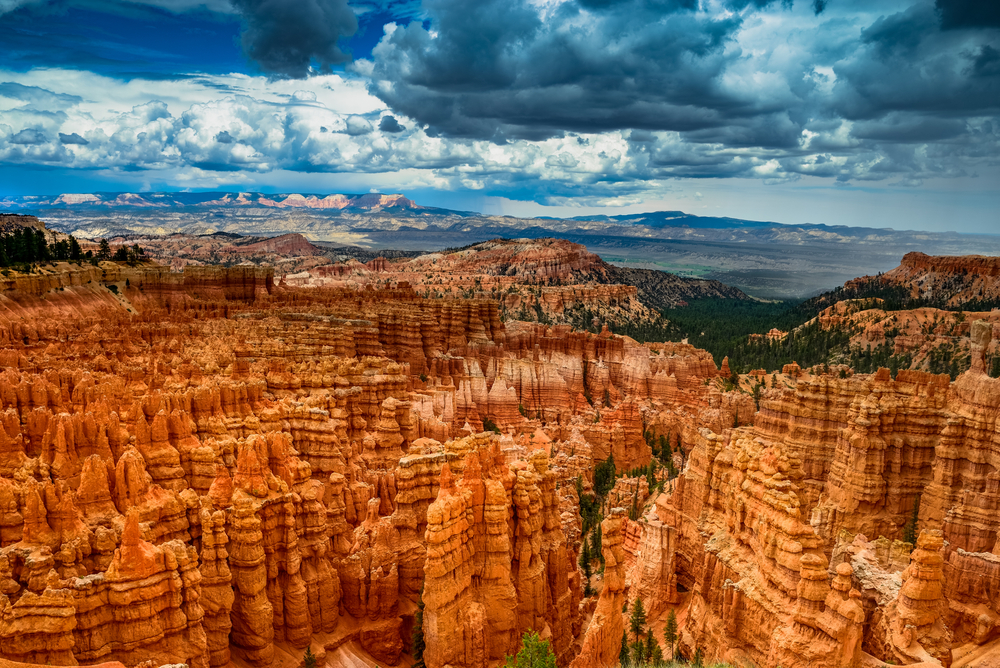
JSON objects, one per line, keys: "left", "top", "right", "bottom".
{"left": 0, "top": 228, "right": 146, "bottom": 269}
{"left": 609, "top": 273, "right": 1000, "bottom": 379}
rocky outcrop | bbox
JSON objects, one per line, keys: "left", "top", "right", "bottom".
{"left": 570, "top": 509, "right": 627, "bottom": 668}
{"left": 198, "top": 508, "right": 234, "bottom": 668}
{"left": 635, "top": 347, "right": 1000, "bottom": 668}
{"left": 872, "top": 530, "right": 953, "bottom": 666}
{"left": 422, "top": 454, "right": 519, "bottom": 668}
{"left": 227, "top": 493, "right": 274, "bottom": 667}
{"left": 11, "top": 245, "right": 1000, "bottom": 668}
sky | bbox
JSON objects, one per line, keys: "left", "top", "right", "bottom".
{"left": 0, "top": 0, "right": 997, "bottom": 232}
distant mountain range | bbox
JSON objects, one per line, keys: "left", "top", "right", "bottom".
{"left": 5, "top": 191, "right": 1000, "bottom": 299}
{"left": 0, "top": 191, "right": 421, "bottom": 212}
{"left": 2, "top": 190, "right": 977, "bottom": 240}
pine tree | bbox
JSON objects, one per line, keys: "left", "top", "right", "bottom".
{"left": 649, "top": 639, "right": 663, "bottom": 665}
{"left": 97, "top": 239, "right": 111, "bottom": 260}
{"left": 32, "top": 229, "right": 48, "bottom": 262}
{"left": 579, "top": 537, "right": 593, "bottom": 596}
{"left": 594, "top": 453, "right": 616, "bottom": 497}
{"left": 629, "top": 639, "right": 645, "bottom": 666}
{"left": 68, "top": 236, "right": 82, "bottom": 261}
{"left": 11, "top": 229, "right": 26, "bottom": 263}
{"left": 303, "top": 646, "right": 317, "bottom": 668}
{"left": 502, "top": 631, "right": 556, "bottom": 668}
{"left": 412, "top": 585, "right": 427, "bottom": 668}
{"left": 693, "top": 647, "right": 704, "bottom": 668}
{"left": 619, "top": 630, "right": 629, "bottom": 667}
{"left": 902, "top": 494, "right": 920, "bottom": 547}
{"left": 644, "top": 632, "right": 658, "bottom": 665}
{"left": 629, "top": 598, "right": 647, "bottom": 643}
{"left": 591, "top": 520, "right": 603, "bottom": 567}
{"left": 663, "top": 609, "right": 678, "bottom": 661}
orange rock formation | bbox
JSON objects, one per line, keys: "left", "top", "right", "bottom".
{"left": 3, "top": 249, "right": 998, "bottom": 668}
{"left": 628, "top": 326, "right": 1000, "bottom": 667}
{"left": 0, "top": 258, "right": 727, "bottom": 668}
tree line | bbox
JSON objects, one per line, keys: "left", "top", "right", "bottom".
{"left": 0, "top": 228, "right": 147, "bottom": 269}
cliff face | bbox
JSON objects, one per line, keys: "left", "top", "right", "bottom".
{"left": 629, "top": 328, "right": 1000, "bottom": 668}
{"left": 892, "top": 251, "right": 1000, "bottom": 283}
{"left": 1, "top": 258, "right": 721, "bottom": 668}
{"left": 9, "top": 249, "right": 999, "bottom": 668}
{"left": 776, "top": 252, "right": 1000, "bottom": 376}
{"left": 272, "top": 237, "right": 749, "bottom": 327}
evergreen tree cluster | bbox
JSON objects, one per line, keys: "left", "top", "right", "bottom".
{"left": 624, "top": 599, "right": 664, "bottom": 666}
{"left": 0, "top": 228, "right": 83, "bottom": 266}
{"left": 611, "top": 272, "right": 997, "bottom": 379}
{"left": 645, "top": 429, "right": 683, "bottom": 480}
{"left": 925, "top": 342, "right": 971, "bottom": 380}
{"left": 576, "top": 454, "right": 622, "bottom": 597}
{"left": 632, "top": 296, "right": 924, "bottom": 377}
{"left": 594, "top": 453, "right": 616, "bottom": 498}
{"left": 902, "top": 495, "right": 921, "bottom": 549}
{"left": 412, "top": 585, "right": 427, "bottom": 668}
{"left": 615, "top": 603, "right": 720, "bottom": 667}
{"left": 482, "top": 416, "right": 502, "bottom": 434}
{"left": 0, "top": 229, "right": 147, "bottom": 270}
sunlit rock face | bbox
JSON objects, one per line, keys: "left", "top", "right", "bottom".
{"left": 5, "top": 250, "right": 997, "bottom": 668}
{"left": 0, "top": 258, "right": 727, "bottom": 668}
{"left": 634, "top": 323, "right": 1000, "bottom": 668}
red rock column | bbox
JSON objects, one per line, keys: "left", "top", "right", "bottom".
{"left": 200, "top": 507, "right": 234, "bottom": 668}
{"left": 228, "top": 493, "right": 275, "bottom": 667}
{"left": 890, "top": 529, "right": 953, "bottom": 667}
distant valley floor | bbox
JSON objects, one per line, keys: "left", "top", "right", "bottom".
{"left": 354, "top": 229, "right": 989, "bottom": 300}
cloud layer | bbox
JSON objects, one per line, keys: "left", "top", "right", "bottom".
{"left": 0, "top": 0, "right": 997, "bottom": 206}
{"left": 355, "top": 0, "right": 999, "bottom": 184}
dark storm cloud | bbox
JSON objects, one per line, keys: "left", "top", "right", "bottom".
{"left": 2, "top": 0, "right": 997, "bottom": 195}
{"left": 357, "top": 0, "right": 1000, "bottom": 185}
{"left": 366, "top": 0, "right": 745, "bottom": 141}
{"left": 832, "top": 4, "right": 1000, "bottom": 122}
{"left": 378, "top": 115, "right": 405, "bottom": 133}
{"left": 578, "top": 0, "right": 698, "bottom": 10}
{"left": 10, "top": 128, "right": 47, "bottom": 145}
{"left": 968, "top": 44, "right": 1000, "bottom": 77}
{"left": 936, "top": 0, "right": 1000, "bottom": 30}
{"left": 231, "top": 0, "right": 358, "bottom": 78}
{"left": 724, "top": 0, "right": 788, "bottom": 10}
{"left": 850, "top": 115, "right": 967, "bottom": 142}
{"left": 58, "top": 132, "right": 88, "bottom": 145}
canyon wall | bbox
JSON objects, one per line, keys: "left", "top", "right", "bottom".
{"left": 0, "top": 261, "right": 727, "bottom": 668}
{"left": 629, "top": 332, "right": 1000, "bottom": 668}
{"left": 3, "top": 255, "right": 996, "bottom": 668}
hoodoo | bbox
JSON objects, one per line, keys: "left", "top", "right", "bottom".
{"left": 0, "top": 251, "right": 996, "bottom": 668}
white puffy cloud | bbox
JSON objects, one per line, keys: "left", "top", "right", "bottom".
{"left": 0, "top": 57, "right": 997, "bottom": 204}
